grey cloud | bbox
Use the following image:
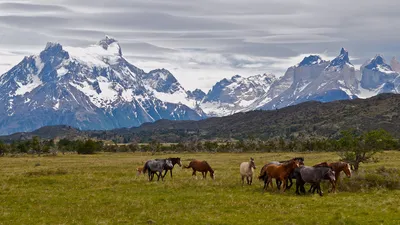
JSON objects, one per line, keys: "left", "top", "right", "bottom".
{"left": 0, "top": 2, "right": 71, "bottom": 13}
{"left": 1, "top": 0, "right": 400, "bottom": 90}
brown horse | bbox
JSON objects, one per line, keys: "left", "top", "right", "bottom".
{"left": 313, "top": 161, "right": 352, "bottom": 192}
{"left": 265, "top": 159, "right": 301, "bottom": 192}
{"left": 184, "top": 160, "right": 214, "bottom": 179}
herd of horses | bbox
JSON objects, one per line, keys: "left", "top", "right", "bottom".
{"left": 138, "top": 156, "right": 352, "bottom": 196}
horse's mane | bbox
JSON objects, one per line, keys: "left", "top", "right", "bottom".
{"left": 279, "top": 157, "right": 304, "bottom": 164}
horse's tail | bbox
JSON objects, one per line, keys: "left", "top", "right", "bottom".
{"left": 183, "top": 162, "right": 192, "bottom": 169}
{"left": 258, "top": 165, "right": 267, "bottom": 180}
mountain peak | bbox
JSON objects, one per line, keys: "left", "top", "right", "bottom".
{"left": 364, "top": 54, "right": 392, "bottom": 71}
{"left": 44, "top": 42, "right": 63, "bottom": 51}
{"left": 98, "top": 35, "right": 122, "bottom": 55}
{"left": 298, "top": 55, "right": 324, "bottom": 67}
{"left": 329, "top": 47, "right": 352, "bottom": 68}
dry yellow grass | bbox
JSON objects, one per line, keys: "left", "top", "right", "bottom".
{"left": 0, "top": 151, "right": 399, "bottom": 224}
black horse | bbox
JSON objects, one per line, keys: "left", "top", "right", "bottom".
{"left": 155, "top": 157, "right": 182, "bottom": 178}
{"left": 258, "top": 157, "right": 304, "bottom": 190}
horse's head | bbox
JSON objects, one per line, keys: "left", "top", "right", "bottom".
{"left": 343, "top": 163, "right": 352, "bottom": 178}
{"left": 293, "top": 157, "right": 305, "bottom": 166}
{"left": 176, "top": 158, "right": 182, "bottom": 167}
{"left": 250, "top": 158, "right": 256, "bottom": 169}
{"left": 292, "top": 159, "right": 301, "bottom": 169}
{"left": 210, "top": 170, "right": 215, "bottom": 179}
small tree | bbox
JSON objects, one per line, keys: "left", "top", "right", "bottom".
{"left": 338, "top": 129, "right": 395, "bottom": 171}
{"left": 0, "top": 140, "right": 7, "bottom": 156}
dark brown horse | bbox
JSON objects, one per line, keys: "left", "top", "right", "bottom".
{"left": 313, "top": 161, "right": 352, "bottom": 192}
{"left": 265, "top": 159, "right": 301, "bottom": 192}
{"left": 184, "top": 160, "right": 214, "bottom": 179}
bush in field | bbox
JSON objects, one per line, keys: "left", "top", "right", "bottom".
{"left": 339, "top": 166, "right": 400, "bottom": 191}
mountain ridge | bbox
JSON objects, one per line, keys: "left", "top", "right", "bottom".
{"left": 1, "top": 93, "right": 399, "bottom": 142}
{"left": 1, "top": 36, "right": 400, "bottom": 135}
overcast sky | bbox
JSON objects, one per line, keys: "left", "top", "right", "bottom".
{"left": 1, "top": 0, "right": 400, "bottom": 91}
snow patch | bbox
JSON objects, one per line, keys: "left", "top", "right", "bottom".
{"left": 15, "top": 75, "right": 42, "bottom": 96}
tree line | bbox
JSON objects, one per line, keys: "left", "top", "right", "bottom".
{"left": 0, "top": 129, "right": 398, "bottom": 171}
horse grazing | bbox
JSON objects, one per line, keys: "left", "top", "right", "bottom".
{"left": 258, "top": 157, "right": 304, "bottom": 190}
{"left": 240, "top": 158, "right": 256, "bottom": 185}
{"left": 295, "top": 166, "right": 336, "bottom": 196}
{"left": 264, "top": 159, "right": 301, "bottom": 192}
{"left": 313, "top": 161, "right": 352, "bottom": 192}
{"left": 155, "top": 157, "right": 182, "bottom": 178}
{"left": 136, "top": 167, "right": 144, "bottom": 176}
{"left": 143, "top": 159, "right": 173, "bottom": 181}
{"left": 184, "top": 160, "right": 214, "bottom": 179}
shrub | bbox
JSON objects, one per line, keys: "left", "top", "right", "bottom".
{"left": 339, "top": 166, "right": 400, "bottom": 192}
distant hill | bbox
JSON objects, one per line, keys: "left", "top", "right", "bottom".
{"left": 1, "top": 93, "right": 400, "bottom": 142}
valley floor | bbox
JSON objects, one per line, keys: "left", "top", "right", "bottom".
{"left": 1, "top": 152, "right": 400, "bottom": 225}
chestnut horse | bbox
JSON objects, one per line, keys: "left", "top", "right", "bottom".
{"left": 265, "top": 159, "right": 301, "bottom": 192}
{"left": 258, "top": 157, "right": 304, "bottom": 190}
{"left": 312, "top": 161, "right": 352, "bottom": 192}
{"left": 184, "top": 160, "right": 214, "bottom": 179}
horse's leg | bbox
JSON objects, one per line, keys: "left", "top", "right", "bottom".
{"left": 170, "top": 169, "right": 173, "bottom": 178}
{"left": 287, "top": 177, "right": 293, "bottom": 189}
{"left": 309, "top": 184, "right": 314, "bottom": 193}
{"left": 318, "top": 183, "right": 323, "bottom": 196}
{"left": 162, "top": 169, "right": 168, "bottom": 178}
{"left": 276, "top": 179, "right": 281, "bottom": 190}
{"left": 250, "top": 175, "right": 253, "bottom": 185}
{"left": 192, "top": 169, "right": 197, "bottom": 179}
{"left": 281, "top": 179, "right": 287, "bottom": 192}
{"left": 241, "top": 175, "right": 245, "bottom": 186}
{"left": 301, "top": 184, "right": 306, "bottom": 194}
{"left": 246, "top": 176, "right": 250, "bottom": 185}
{"left": 156, "top": 172, "right": 161, "bottom": 181}
{"left": 263, "top": 176, "right": 268, "bottom": 190}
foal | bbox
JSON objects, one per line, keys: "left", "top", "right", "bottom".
{"left": 265, "top": 159, "right": 300, "bottom": 192}
{"left": 240, "top": 158, "right": 256, "bottom": 185}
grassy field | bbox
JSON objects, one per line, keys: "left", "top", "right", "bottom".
{"left": 1, "top": 151, "right": 400, "bottom": 225}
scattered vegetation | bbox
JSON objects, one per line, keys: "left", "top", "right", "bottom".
{"left": 0, "top": 129, "right": 398, "bottom": 172}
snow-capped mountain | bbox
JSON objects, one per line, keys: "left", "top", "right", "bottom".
{"left": 200, "top": 73, "right": 276, "bottom": 116}
{"left": 260, "top": 48, "right": 359, "bottom": 110}
{"left": 360, "top": 55, "right": 399, "bottom": 89}
{"left": 359, "top": 55, "right": 400, "bottom": 96}
{"left": 2, "top": 36, "right": 400, "bottom": 135}
{"left": 0, "top": 36, "right": 205, "bottom": 135}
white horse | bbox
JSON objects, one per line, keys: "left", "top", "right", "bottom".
{"left": 240, "top": 158, "right": 256, "bottom": 185}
